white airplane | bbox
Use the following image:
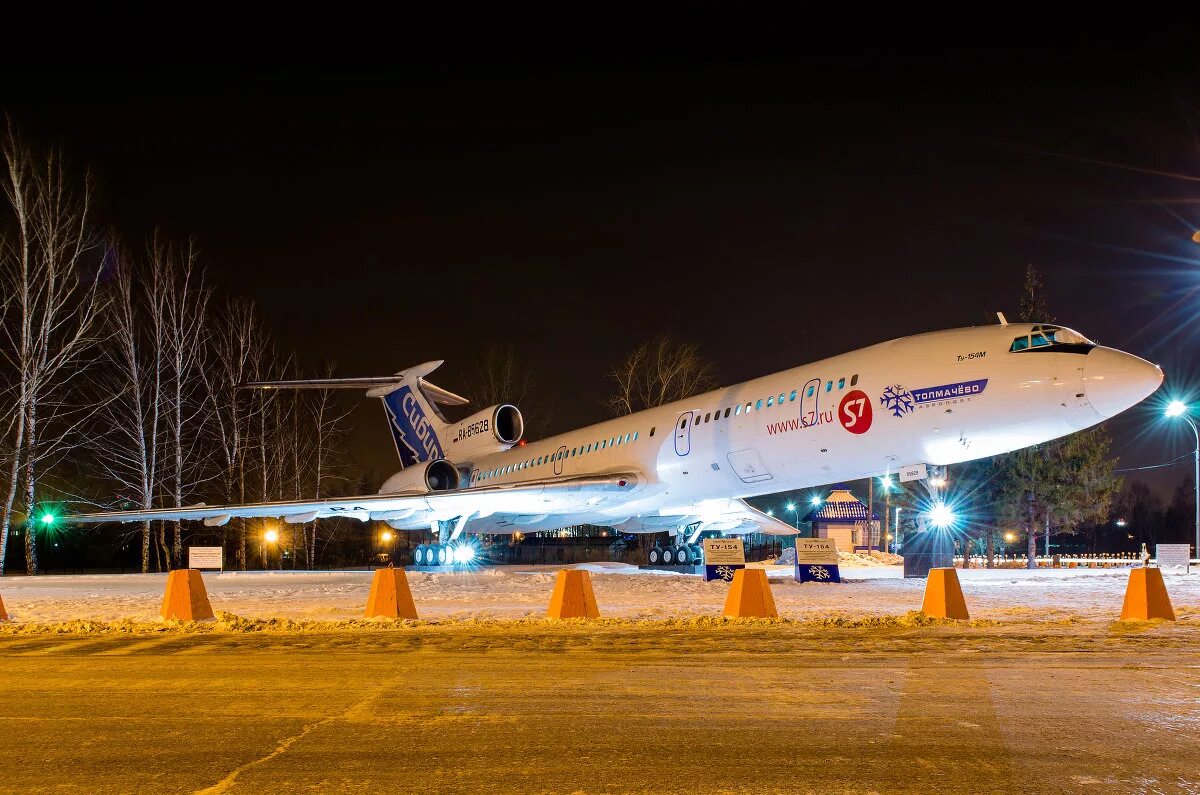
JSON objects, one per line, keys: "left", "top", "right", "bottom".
{"left": 72, "top": 320, "right": 1163, "bottom": 564}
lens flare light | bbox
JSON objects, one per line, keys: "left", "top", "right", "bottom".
{"left": 928, "top": 503, "right": 957, "bottom": 529}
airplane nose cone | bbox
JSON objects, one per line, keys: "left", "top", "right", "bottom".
{"left": 1083, "top": 347, "right": 1164, "bottom": 418}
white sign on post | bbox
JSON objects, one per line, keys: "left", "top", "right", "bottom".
{"left": 188, "top": 546, "right": 223, "bottom": 571}
{"left": 899, "top": 463, "right": 928, "bottom": 483}
{"left": 702, "top": 538, "right": 745, "bottom": 582}
{"left": 1156, "top": 544, "right": 1191, "bottom": 572}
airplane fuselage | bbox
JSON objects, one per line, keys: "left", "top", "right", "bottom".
{"left": 382, "top": 323, "right": 1161, "bottom": 531}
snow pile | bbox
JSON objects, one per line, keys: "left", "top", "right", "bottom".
{"left": 0, "top": 565, "right": 1195, "bottom": 627}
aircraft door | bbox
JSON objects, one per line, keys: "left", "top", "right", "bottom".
{"left": 675, "top": 411, "right": 693, "bottom": 456}
{"left": 553, "top": 445, "right": 567, "bottom": 476}
{"left": 800, "top": 378, "right": 821, "bottom": 427}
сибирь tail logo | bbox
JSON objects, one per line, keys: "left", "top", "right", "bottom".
{"left": 382, "top": 386, "right": 442, "bottom": 467}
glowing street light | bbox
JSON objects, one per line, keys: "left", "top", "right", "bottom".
{"left": 263, "top": 528, "right": 279, "bottom": 544}
{"left": 40, "top": 512, "right": 56, "bottom": 526}
{"left": 1115, "top": 519, "right": 1126, "bottom": 528}
{"left": 785, "top": 501, "right": 798, "bottom": 531}
{"left": 928, "top": 502, "right": 956, "bottom": 529}
{"left": 1003, "top": 532, "right": 1016, "bottom": 543}
{"left": 380, "top": 531, "right": 394, "bottom": 543}
{"left": 928, "top": 476, "right": 947, "bottom": 488}
{"left": 810, "top": 495, "right": 823, "bottom": 507}
{"left": 1163, "top": 400, "right": 1199, "bottom": 555}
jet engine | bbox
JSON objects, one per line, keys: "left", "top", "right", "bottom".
{"left": 443, "top": 403, "right": 524, "bottom": 460}
{"left": 380, "top": 458, "right": 462, "bottom": 494}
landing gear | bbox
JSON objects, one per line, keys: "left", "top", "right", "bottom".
{"left": 646, "top": 542, "right": 698, "bottom": 568}
{"left": 413, "top": 543, "right": 448, "bottom": 567}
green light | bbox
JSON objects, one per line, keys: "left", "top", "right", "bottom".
{"left": 40, "top": 512, "right": 55, "bottom": 525}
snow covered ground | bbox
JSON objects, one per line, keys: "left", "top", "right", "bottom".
{"left": 1, "top": 562, "right": 1196, "bottom": 625}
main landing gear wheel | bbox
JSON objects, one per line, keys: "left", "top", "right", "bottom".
{"left": 433, "top": 545, "right": 448, "bottom": 565}
{"left": 661, "top": 547, "right": 676, "bottom": 564}
{"left": 648, "top": 546, "right": 663, "bottom": 565}
{"left": 687, "top": 544, "right": 702, "bottom": 563}
{"left": 675, "top": 546, "right": 692, "bottom": 565}
{"left": 414, "top": 544, "right": 428, "bottom": 565}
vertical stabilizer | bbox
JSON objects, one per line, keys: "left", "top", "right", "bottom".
{"left": 240, "top": 360, "right": 469, "bottom": 471}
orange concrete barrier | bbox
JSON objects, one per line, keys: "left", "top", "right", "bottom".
{"left": 160, "top": 569, "right": 215, "bottom": 621}
{"left": 1120, "top": 567, "right": 1176, "bottom": 621}
{"left": 921, "top": 567, "right": 970, "bottom": 620}
{"left": 722, "top": 568, "right": 778, "bottom": 618}
{"left": 547, "top": 569, "right": 600, "bottom": 619}
{"left": 0, "top": 592, "right": 8, "bottom": 622}
{"left": 364, "top": 567, "right": 418, "bottom": 619}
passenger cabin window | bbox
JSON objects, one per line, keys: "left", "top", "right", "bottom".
{"left": 806, "top": 385, "right": 815, "bottom": 398}
{"left": 851, "top": 374, "right": 859, "bottom": 386}
{"left": 838, "top": 378, "right": 845, "bottom": 389}
{"left": 789, "top": 390, "right": 797, "bottom": 401}
{"left": 724, "top": 408, "right": 731, "bottom": 418}
{"left": 766, "top": 397, "right": 773, "bottom": 407}
{"left": 649, "top": 427, "right": 655, "bottom": 437}
{"left": 825, "top": 381, "right": 832, "bottom": 392}
{"left": 755, "top": 399, "right": 763, "bottom": 410}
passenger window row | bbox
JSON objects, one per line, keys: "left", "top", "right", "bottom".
{"left": 689, "top": 374, "right": 860, "bottom": 425}
{"left": 473, "top": 428, "right": 646, "bottom": 484}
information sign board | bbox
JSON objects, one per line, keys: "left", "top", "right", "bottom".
{"left": 795, "top": 538, "right": 841, "bottom": 583}
{"left": 702, "top": 538, "right": 745, "bottom": 582}
{"left": 188, "top": 546, "right": 223, "bottom": 571}
{"left": 1156, "top": 543, "right": 1191, "bottom": 572}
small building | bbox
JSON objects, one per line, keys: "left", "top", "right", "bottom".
{"left": 802, "top": 486, "right": 880, "bottom": 552}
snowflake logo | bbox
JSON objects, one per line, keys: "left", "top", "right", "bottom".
{"left": 808, "top": 565, "right": 831, "bottom": 580}
{"left": 880, "top": 385, "right": 914, "bottom": 417}
{"left": 715, "top": 565, "right": 735, "bottom": 581}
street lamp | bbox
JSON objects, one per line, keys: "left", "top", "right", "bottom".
{"left": 1164, "top": 400, "right": 1199, "bottom": 556}
{"left": 785, "top": 502, "right": 798, "bottom": 532}
{"left": 810, "top": 495, "right": 822, "bottom": 507}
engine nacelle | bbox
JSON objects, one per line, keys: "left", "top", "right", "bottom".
{"left": 380, "top": 458, "right": 461, "bottom": 494}
{"left": 443, "top": 403, "right": 524, "bottom": 460}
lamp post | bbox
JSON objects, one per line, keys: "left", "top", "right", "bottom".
{"left": 894, "top": 506, "right": 902, "bottom": 554}
{"left": 1165, "top": 400, "right": 1199, "bottom": 557}
{"left": 785, "top": 502, "right": 798, "bottom": 532}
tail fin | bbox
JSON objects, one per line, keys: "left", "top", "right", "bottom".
{"left": 241, "top": 360, "right": 469, "bottom": 470}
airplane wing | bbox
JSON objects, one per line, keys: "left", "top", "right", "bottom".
{"left": 69, "top": 474, "right": 641, "bottom": 529}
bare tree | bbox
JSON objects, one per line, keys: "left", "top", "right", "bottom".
{"left": 201, "top": 297, "right": 270, "bottom": 570}
{"left": 606, "top": 334, "right": 717, "bottom": 416}
{"left": 160, "top": 237, "right": 212, "bottom": 568}
{"left": 469, "top": 343, "right": 535, "bottom": 407}
{"left": 89, "top": 241, "right": 171, "bottom": 573}
{"left": 0, "top": 122, "right": 105, "bottom": 575}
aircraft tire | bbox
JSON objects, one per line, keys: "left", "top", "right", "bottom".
{"left": 414, "top": 545, "right": 427, "bottom": 566}
{"left": 688, "top": 544, "right": 703, "bottom": 563}
{"left": 648, "top": 547, "right": 661, "bottom": 565}
{"left": 434, "top": 545, "right": 448, "bottom": 566}
{"left": 675, "top": 546, "right": 692, "bottom": 565}
{"left": 661, "top": 547, "right": 675, "bottom": 564}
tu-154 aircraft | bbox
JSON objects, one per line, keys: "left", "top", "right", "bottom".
{"left": 72, "top": 320, "right": 1163, "bottom": 563}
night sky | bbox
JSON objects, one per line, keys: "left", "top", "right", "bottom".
{"left": 4, "top": 39, "right": 1199, "bottom": 491}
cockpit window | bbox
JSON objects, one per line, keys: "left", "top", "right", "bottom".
{"left": 1009, "top": 325, "right": 1095, "bottom": 353}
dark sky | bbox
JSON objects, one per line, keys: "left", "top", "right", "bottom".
{"left": 4, "top": 38, "right": 1199, "bottom": 492}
